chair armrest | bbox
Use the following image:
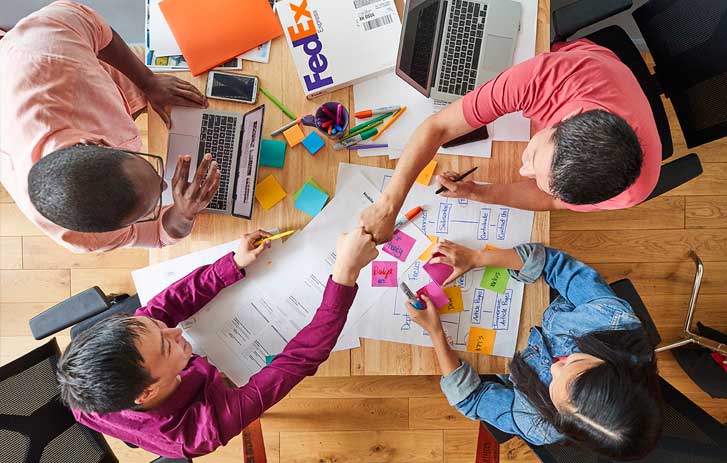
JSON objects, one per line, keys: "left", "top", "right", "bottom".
{"left": 552, "top": 0, "right": 633, "bottom": 42}
{"left": 645, "top": 153, "right": 702, "bottom": 202}
{"left": 29, "top": 287, "right": 110, "bottom": 340}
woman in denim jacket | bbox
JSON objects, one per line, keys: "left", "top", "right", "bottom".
{"left": 407, "top": 242, "right": 662, "bottom": 460}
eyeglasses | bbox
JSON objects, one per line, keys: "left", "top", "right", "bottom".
{"left": 123, "top": 150, "right": 165, "bottom": 224}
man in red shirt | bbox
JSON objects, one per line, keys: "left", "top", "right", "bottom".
{"left": 361, "top": 39, "right": 661, "bottom": 243}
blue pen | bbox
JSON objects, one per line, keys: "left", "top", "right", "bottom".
{"left": 400, "top": 282, "right": 425, "bottom": 310}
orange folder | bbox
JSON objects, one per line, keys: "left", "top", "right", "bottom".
{"left": 160, "top": 0, "right": 283, "bottom": 75}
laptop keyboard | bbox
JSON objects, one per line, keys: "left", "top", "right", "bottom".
{"left": 200, "top": 114, "right": 237, "bottom": 211}
{"left": 438, "top": 1, "right": 487, "bottom": 96}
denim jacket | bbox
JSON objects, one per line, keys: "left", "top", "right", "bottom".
{"left": 440, "top": 244, "right": 643, "bottom": 446}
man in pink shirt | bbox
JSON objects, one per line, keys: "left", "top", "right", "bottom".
{"left": 56, "top": 227, "right": 379, "bottom": 458}
{"left": 0, "top": 1, "right": 219, "bottom": 253}
{"left": 361, "top": 39, "right": 661, "bottom": 243}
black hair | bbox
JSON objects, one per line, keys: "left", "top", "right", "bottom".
{"left": 28, "top": 145, "right": 140, "bottom": 232}
{"left": 509, "top": 329, "right": 662, "bottom": 460}
{"left": 549, "top": 110, "right": 643, "bottom": 205}
{"left": 57, "top": 315, "right": 156, "bottom": 414}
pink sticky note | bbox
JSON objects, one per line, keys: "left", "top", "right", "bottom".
{"left": 372, "top": 261, "right": 397, "bottom": 287}
{"left": 416, "top": 281, "right": 450, "bottom": 310}
{"left": 423, "top": 253, "right": 454, "bottom": 286}
{"left": 382, "top": 230, "right": 417, "bottom": 262}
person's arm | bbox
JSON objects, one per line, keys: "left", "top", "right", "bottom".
{"left": 436, "top": 178, "right": 568, "bottom": 211}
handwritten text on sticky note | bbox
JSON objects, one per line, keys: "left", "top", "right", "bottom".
{"left": 466, "top": 326, "right": 496, "bottom": 354}
{"left": 372, "top": 261, "right": 397, "bottom": 287}
{"left": 441, "top": 286, "right": 465, "bottom": 314}
{"left": 382, "top": 230, "right": 416, "bottom": 262}
{"left": 480, "top": 266, "right": 509, "bottom": 294}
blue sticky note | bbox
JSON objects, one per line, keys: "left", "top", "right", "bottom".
{"left": 294, "top": 183, "right": 329, "bottom": 216}
{"left": 301, "top": 131, "right": 325, "bottom": 155}
{"left": 260, "top": 139, "right": 286, "bottom": 168}
{"left": 265, "top": 355, "right": 275, "bottom": 365}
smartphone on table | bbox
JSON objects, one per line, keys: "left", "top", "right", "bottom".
{"left": 206, "top": 71, "right": 259, "bottom": 104}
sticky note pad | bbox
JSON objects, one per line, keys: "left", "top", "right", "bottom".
{"left": 265, "top": 355, "right": 275, "bottom": 365}
{"left": 480, "top": 266, "right": 510, "bottom": 294}
{"left": 293, "top": 179, "right": 324, "bottom": 200}
{"left": 301, "top": 131, "right": 325, "bottom": 155}
{"left": 382, "top": 230, "right": 416, "bottom": 262}
{"left": 372, "top": 260, "right": 397, "bottom": 287}
{"left": 283, "top": 124, "right": 305, "bottom": 147}
{"left": 441, "top": 286, "right": 465, "bottom": 314}
{"left": 260, "top": 139, "right": 286, "bottom": 168}
{"left": 416, "top": 281, "right": 450, "bottom": 310}
{"left": 255, "top": 174, "right": 286, "bottom": 210}
{"left": 294, "top": 183, "right": 329, "bottom": 217}
{"left": 418, "top": 235, "right": 438, "bottom": 261}
{"left": 423, "top": 253, "right": 454, "bottom": 286}
{"left": 467, "top": 326, "right": 497, "bottom": 354}
{"left": 416, "top": 160, "right": 438, "bottom": 186}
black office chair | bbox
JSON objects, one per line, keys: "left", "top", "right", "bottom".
{"left": 551, "top": 0, "right": 727, "bottom": 202}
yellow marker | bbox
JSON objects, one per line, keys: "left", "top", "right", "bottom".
{"left": 254, "top": 229, "right": 297, "bottom": 247}
{"left": 371, "top": 105, "right": 407, "bottom": 141}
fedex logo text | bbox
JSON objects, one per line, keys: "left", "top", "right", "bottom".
{"left": 287, "top": 0, "right": 333, "bottom": 91}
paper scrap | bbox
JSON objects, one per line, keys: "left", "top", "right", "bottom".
{"left": 255, "top": 174, "right": 286, "bottom": 210}
{"left": 283, "top": 124, "right": 305, "bottom": 147}
{"left": 416, "top": 160, "right": 438, "bottom": 186}
{"left": 480, "top": 266, "right": 510, "bottom": 294}
{"left": 416, "top": 281, "right": 450, "bottom": 310}
{"left": 372, "top": 261, "right": 397, "bottom": 287}
{"left": 382, "top": 229, "right": 417, "bottom": 262}
{"left": 418, "top": 235, "right": 438, "bottom": 261}
{"left": 293, "top": 179, "right": 325, "bottom": 200}
{"left": 441, "top": 286, "right": 464, "bottom": 314}
{"left": 294, "top": 183, "right": 329, "bottom": 217}
{"left": 423, "top": 253, "right": 454, "bottom": 286}
{"left": 466, "top": 326, "right": 497, "bottom": 354}
{"left": 260, "top": 139, "right": 286, "bottom": 168}
{"left": 301, "top": 131, "right": 325, "bottom": 155}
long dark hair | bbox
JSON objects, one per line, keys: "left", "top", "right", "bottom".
{"left": 509, "top": 329, "right": 662, "bottom": 460}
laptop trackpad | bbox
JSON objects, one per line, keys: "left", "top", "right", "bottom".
{"left": 482, "top": 35, "right": 514, "bottom": 73}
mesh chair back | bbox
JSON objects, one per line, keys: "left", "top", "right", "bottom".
{"left": 0, "top": 339, "right": 117, "bottom": 463}
{"left": 633, "top": 0, "right": 727, "bottom": 147}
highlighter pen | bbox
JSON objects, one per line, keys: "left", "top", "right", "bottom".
{"left": 333, "top": 127, "right": 378, "bottom": 150}
{"left": 394, "top": 206, "right": 423, "bottom": 229}
{"left": 400, "top": 282, "right": 425, "bottom": 310}
{"left": 346, "top": 112, "right": 393, "bottom": 136}
{"left": 355, "top": 106, "right": 402, "bottom": 119}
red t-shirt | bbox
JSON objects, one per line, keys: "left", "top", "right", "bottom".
{"left": 462, "top": 39, "right": 661, "bottom": 211}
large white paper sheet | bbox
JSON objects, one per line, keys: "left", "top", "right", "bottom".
{"left": 148, "top": 0, "right": 181, "bottom": 57}
{"left": 336, "top": 163, "right": 534, "bottom": 357}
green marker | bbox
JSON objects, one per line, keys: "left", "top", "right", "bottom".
{"left": 346, "top": 112, "right": 393, "bottom": 135}
{"left": 341, "top": 119, "right": 384, "bottom": 140}
{"left": 333, "top": 127, "right": 378, "bottom": 150}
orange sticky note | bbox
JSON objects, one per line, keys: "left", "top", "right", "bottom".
{"left": 418, "top": 235, "right": 438, "bottom": 261}
{"left": 159, "top": 0, "right": 283, "bottom": 75}
{"left": 283, "top": 125, "right": 305, "bottom": 147}
{"left": 255, "top": 174, "right": 286, "bottom": 210}
{"left": 466, "top": 327, "right": 497, "bottom": 354}
{"left": 416, "top": 160, "right": 438, "bottom": 186}
{"left": 485, "top": 244, "right": 501, "bottom": 251}
{"left": 441, "top": 286, "right": 464, "bottom": 314}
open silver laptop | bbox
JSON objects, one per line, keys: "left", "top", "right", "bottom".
{"left": 396, "top": 0, "right": 521, "bottom": 102}
{"left": 163, "top": 105, "right": 265, "bottom": 219}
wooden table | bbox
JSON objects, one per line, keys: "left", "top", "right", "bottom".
{"left": 149, "top": 0, "right": 550, "bottom": 375}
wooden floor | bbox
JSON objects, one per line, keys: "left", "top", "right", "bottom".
{"left": 2, "top": 90, "right": 726, "bottom": 462}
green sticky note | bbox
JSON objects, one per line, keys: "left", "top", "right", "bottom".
{"left": 265, "top": 355, "right": 276, "bottom": 365}
{"left": 293, "top": 179, "right": 325, "bottom": 200}
{"left": 480, "top": 266, "right": 509, "bottom": 294}
{"left": 260, "top": 139, "right": 286, "bottom": 168}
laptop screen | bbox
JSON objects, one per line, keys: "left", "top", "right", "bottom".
{"left": 232, "top": 105, "right": 265, "bottom": 220}
{"left": 396, "top": 0, "right": 444, "bottom": 97}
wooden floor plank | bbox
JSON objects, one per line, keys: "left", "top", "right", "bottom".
{"left": 0, "top": 184, "right": 13, "bottom": 203}
{"left": 289, "top": 375, "right": 442, "bottom": 399}
{"left": 0, "top": 236, "right": 22, "bottom": 269}
{"left": 262, "top": 398, "right": 409, "bottom": 432}
{"left": 279, "top": 430, "right": 444, "bottom": 463}
{"left": 663, "top": 163, "right": 727, "bottom": 196}
{"left": 0, "top": 203, "right": 44, "bottom": 236}
{"left": 551, "top": 229, "right": 727, "bottom": 263}
{"left": 444, "top": 429, "right": 478, "bottom": 463}
{"left": 551, "top": 197, "right": 685, "bottom": 231}
{"left": 591, "top": 261, "right": 727, "bottom": 295}
{"left": 0, "top": 302, "right": 55, "bottom": 337}
{"left": 22, "top": 236, "right": 148, "bottom": 269}
{"left": 686, "top": 195, "right": 727, "bottom": 229}
{"left": 0, "top": 269, "right": 69, "bottom": 303}
{"left": 70, "top": 268, "right": 137, "bottom": 296}
{"left": 195, "top": 432, "right": 280, "bottom": 463}
{"left": 409, "top": 397, "right": 479, "bottom": 430}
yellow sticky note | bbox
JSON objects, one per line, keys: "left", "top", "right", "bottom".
{"left": 418, "top": 235, "right": 438, "bottom": 261}
{"left": 416, "top": 160, "right": 438, "bottom": 186}
{"left": 255, "top": 174, "right": 287, "bottom": 210}
{"left": 440, "top": 286, "right": 464, "bottom": 314}
{"left": 466, "top": 326, "right": 496, "bottom": 354}
{"left": 283, "top": 124, "right": 305, "bottom": 147}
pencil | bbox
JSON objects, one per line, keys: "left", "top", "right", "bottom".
{"left": 270, "top": 119, "right": 299, "bottom": 136}
{"left": 372, "top": 106, "right": 407, "bottom": 141}
{"left": 259, "top": 85, "right": 296, "bottom": 120}
{"left": 254, "top": 230, "right": 297, "bottom": 246}
{"left": 435, "top": 167, "right": 478, "bottom": 194}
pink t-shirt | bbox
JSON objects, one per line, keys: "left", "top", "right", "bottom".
{"left": 0, "top": 1, "right": 178, "bottom": 252}
{"left": 462, "top": 39, "right": 661, "bottom": 211}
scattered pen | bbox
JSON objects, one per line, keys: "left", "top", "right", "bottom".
{"left": 435, "top": 166, "right": 478, "bottom": 195}
{"left": 254, "top": 230, "right": 297, "bottom": 247}
{"left": 347, "top": 143, "right": 389, "bottom": 150}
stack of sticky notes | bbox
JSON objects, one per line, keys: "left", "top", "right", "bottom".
{"left": 301, "top": 132, "right": 325, "bottom": 155}
{"left": 283, "top": 124, "right": 305, "bottom": 147}
{"left": 255, "top": 174, "right": 286, "bottom": 210}
{"left": 260, "top": 139, "right": 286, "bottom": 168}
{"left": 294, "top": 180, "right": 329, "bottom": 217}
